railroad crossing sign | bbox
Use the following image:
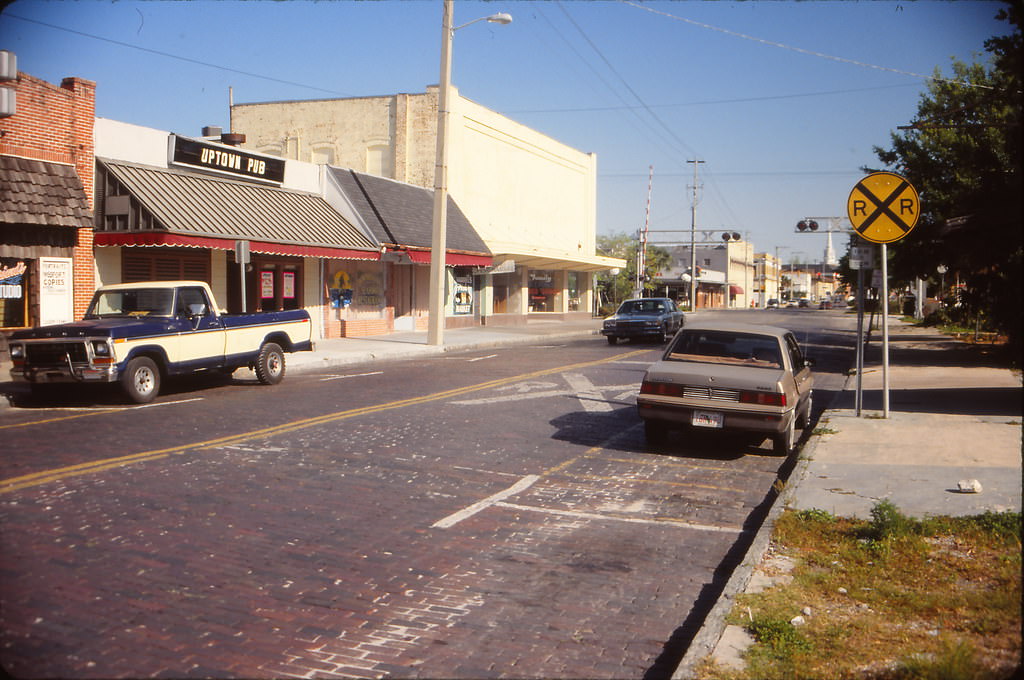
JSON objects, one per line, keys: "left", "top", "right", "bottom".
{"left": 847, "top": 172, "right": 920, "bottom": 244}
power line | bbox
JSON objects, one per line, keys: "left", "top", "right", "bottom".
{"left": 507, "top": 82, "right": 922, "bottom": 114}
{"left": 619, "top": 0, "right": 998, "bottom": 92}
{"left": 4, "top": 13, "right": 356, "bottom": 97}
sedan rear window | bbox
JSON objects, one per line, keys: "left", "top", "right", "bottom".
{"left": 667, "top": 330, "right": 783, "bottom": 368}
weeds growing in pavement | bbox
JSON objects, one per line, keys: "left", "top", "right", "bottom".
{"left": 699, "top": 502, "right": 1022, "bottom": 680}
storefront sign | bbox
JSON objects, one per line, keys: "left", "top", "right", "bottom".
{"left": 453, "top": 277, "right": 473, "bottom": 315}
{"left": 169, "top": 134, "right": 286, "bottom": 184}
{"left": 354, "top": 271, "right": 383, "bottom": 307}
{"left": 39, "top": 257, "right": 73, "bottom": 326}
{"left": 0, "top": 259, "right": 26, "bottom": 300}
{"left": 260, "top": 270, "right": 275, "bottom": 298}
{"left": 283, "top": 271, "right": 295, "bottom": 299}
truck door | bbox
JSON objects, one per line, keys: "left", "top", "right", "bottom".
{"left": 176, "top": 286, "right": 227, "bottom": 368}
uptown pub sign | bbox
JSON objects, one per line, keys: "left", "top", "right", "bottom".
{"left": 169, "top": 134, "right": 286, "bottom": 185}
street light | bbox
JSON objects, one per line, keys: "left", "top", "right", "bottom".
{"left": 428, "top": 3, "right": 512, "bottom": 346}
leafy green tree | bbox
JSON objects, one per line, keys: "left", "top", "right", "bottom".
{"left": 596, "top": 233, "right": 672, "bottom": 313}
{"left": 869, "top": 1, "right": 1021, "bottom": 350}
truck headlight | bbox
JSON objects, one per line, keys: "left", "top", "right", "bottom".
{"left": 9, "top": 343, "right": 24, "bottom": 360}
{"left": 91, "top": 340, "right": 111, "bottom": 357}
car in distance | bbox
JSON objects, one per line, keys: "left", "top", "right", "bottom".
{"left": 637, "top": 322, "right": 814, "bottom": 455}
{"left": 602, "top": 297, "right": 685, "bottom": 344}
{"left": 766, "top": 298, "right": 780, "bottom": 309}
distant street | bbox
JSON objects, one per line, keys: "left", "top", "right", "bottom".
{"left": 2, "top": 309, "right": 857, "bottom": 679}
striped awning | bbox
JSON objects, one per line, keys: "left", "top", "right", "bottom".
{"left": 96, "top": 158, "right": 378, "bottom": 258}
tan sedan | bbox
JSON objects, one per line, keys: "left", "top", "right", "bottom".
{"left": 637, "top": 322, "right": 814, "bottom": 455}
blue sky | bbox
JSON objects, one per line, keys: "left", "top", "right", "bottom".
{"left": 0, "top": 0, "right": 1009, "bottom": 262}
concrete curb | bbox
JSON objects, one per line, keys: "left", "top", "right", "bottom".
{"left": 671, "top": 376, "right": 850, "bottom": 679}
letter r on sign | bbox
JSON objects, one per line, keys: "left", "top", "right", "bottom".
{"left": 900, "top": 198, "right": 915, "bottom": 215}
{"left": 852, "top": 200, "right": 867, "bottom": 217}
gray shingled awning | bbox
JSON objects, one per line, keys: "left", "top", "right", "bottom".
{"left": 0, "top": 155, "right": 92, "bottom": 227}
{"left": 96, "top": 158, "right": 378, "bottom": 258}
{"left": 328, "top": 167, "right": 490, "bottom": 258}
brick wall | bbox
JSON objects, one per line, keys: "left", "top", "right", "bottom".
{"left": 0, "top": 72, "right": 97, "bottom": 318}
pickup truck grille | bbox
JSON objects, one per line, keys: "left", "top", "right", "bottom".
{"left": 25, "top": 342, "right": 89, "bottom": 367}
{"left": 682, "top": 385, "right": 741, "bottom": 402}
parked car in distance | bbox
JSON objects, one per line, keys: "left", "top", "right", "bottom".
{"left": 637, "top": 322, "right": 814, "bottom": 455}
{"left": 766, "top": 299, "right": 779, "bottom": 309}
{"left": 818, "top": 299, "right": 833, "bottom": 310}
{"left": 798, "top": 298, "right": 810, "bottom": 308}
{"left": 602, "top": 297, "right": 685, "bottom": 344}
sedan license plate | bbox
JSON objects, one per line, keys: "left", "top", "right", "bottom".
{"left": 692, "top": 410, "right": 724, "bottom": 428}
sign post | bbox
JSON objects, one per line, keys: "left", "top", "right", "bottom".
{"left": 847, "top": 172, "right": 920, "bottom": 418}
{"left": 234, "top": 240, "right": 250, "bottom": 313}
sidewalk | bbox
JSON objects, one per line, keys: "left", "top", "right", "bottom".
{"left": 681, "top": 320, "right": 1022, "bottom": 678}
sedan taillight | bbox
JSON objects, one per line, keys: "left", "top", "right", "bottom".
{"left": 640, "top": 380, "right": 684, "bottom": 397}
{"left": 739, "top": 390, "right": 786, "bottom": 406}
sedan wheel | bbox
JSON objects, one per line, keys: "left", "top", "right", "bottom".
{"left": 772, "top": 417, "right": 795, "bottom": 456}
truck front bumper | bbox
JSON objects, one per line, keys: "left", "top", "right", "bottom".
{"left": 11, "top": 364, "right": 118, "bottom": 384}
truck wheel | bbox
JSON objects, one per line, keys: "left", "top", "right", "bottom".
{"left": 606, "top": 335, "right": 618, "bottom": 345}
{"left": 255, "top": 342, "right": 285, "bottom": 385}
{"left": 656, "top": 326, "right": 667, "bottom": 343}
{"left": 122, "top": 356, "right": 160, "bottom": 404}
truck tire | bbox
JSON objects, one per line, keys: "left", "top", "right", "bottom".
{"left": 606, "top": 335, "right": 618, "bottom": 345}
{"left": 122, "top": 356, "right": 160, "bottom": 404}
{"left": 255, "top": 342, "right": 285, "bottom": 385}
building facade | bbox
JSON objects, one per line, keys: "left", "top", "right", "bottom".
{"left": 0, "top": 67, "right": 96, "bottom": 334}
{"left": 231, "top": 85, "right": 623, "bottom": 324}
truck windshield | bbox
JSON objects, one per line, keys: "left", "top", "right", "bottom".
{"left": 86, "top": 288, "right": 175, "bottom": 318}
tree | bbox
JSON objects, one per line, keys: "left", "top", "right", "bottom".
{"left": 869, "top": 1, "right": 1021, "bottom": 350}
{"left": 596, "top": 233, "right": 672, "bottom": 312}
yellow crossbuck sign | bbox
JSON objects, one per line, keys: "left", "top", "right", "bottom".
{"left": 847, "top": 172, "right": 920, "bottom": 244}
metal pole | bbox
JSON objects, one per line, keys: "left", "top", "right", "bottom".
{"left": 881, "top": 243, "right": 889, "bottom": 418}
{"left": 428, "top": 0, "right": 454, "bottom": 346}
{"left": 855, "top": 264, "right": 864, "bottom": 416}
{"left": 687, "top": 159, "right": 704, "bottom": 310}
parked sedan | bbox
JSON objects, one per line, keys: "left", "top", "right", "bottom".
{"left": 637, "top": 322, "right": 814, "bottom": 454}
{"left": 602, "top": 298, "right": 685, "bottom": 344}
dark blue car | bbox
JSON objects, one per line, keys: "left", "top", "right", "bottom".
{"left": 601, "top": 297, "right": 685, "bottom": 344}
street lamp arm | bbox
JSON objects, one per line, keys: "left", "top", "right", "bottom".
{"left": 454, "top": 12, "right": 512, "bottom": 31}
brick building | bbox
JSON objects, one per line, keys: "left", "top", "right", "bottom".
{"left": 0, "top": 60, "right": 96, "bottom": 332}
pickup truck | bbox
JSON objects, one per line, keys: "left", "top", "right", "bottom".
{"left": 8, "top": 281, "right": 312, "bottom": 403}
{"left": 601, "top": 297, "right": 685, "bottom": 344}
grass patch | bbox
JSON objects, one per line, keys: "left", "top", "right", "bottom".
{"left": 701, "top": 502, "right": 1022, "bottom": 679}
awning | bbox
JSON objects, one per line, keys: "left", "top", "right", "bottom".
{"left": 95, "top": 232, "right": 379, "bottom": 261}
{"left": 488, "top": 247, "right": 625, "bottom": 273}
{"left": 96, "top": 158, "right": 378, "bottom": 256}
{"left": 729, "top": 285, "right": 744, "bottom": 295}
{"left": 1, "top": 156, "right": 92, "bottom": 228}
{"left": 404, "top": 249, "right": 492, "bottom": 266}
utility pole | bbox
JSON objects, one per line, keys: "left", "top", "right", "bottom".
{"left": 687, "top": 159, "right": 704, "bottom": 310}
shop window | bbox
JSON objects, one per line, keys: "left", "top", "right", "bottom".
{"left": 0, "top": 258, "right": 29, "bottom": 329}
{"left": 567, "top": 272, "right": 580, "bottom": 311}
{"left": 252, "top": 257, "right": 302, "bottom": 312}
{"left": 528, "top": 270, "right": 561, "bottom": 313}
{"left": 123, "top": 249, "right": 211, "bottom": 283}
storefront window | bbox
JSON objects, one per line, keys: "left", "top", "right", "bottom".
{"left": 567, "top": 272, "right": 580, "bottom": 311}
{"left": 528, "top": 270, "right": 561, "bottom": 313}
{"left": 251, "top": 256, "right": 302, "bottom": 311}
{"left": 0, "top": 258, "right": 29, "bottom": 328}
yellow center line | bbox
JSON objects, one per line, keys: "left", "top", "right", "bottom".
{"left": 2, "top": 350, "right": 651, "bottom": 494}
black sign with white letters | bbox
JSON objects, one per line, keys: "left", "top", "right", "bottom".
{"left": 170, "top": 135, "right": 285, "bottom": 184}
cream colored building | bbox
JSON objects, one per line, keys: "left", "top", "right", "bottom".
{"left": 754, "top": 252, "right": 781, "bottom": 307}
{"left": 232, "top": 86, "right": 623, "bottom": 323}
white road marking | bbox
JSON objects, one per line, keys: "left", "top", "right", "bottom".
{"left": 495, "top": 501, "right": 743, "bottom": 533}
{"left": 432, "top": 474, "right": 541, "bottom": 529}
{"left": 563, "top": 373, "right": 613, "bottom": 412}
{"left": 319, "top": 371, "right": 384, "bottom": 381}
{"left": 467, "top": 354, "right": 498, "bottom": 362}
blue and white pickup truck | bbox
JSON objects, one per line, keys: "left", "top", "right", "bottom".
{"left": 8, "top": 281, "right": 312, "bottom": 403}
